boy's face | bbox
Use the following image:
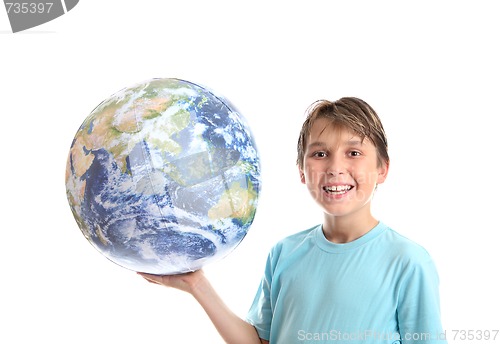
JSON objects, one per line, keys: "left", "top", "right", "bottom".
{"left": 299, "top": 118, "right": 389, "bottom": 219}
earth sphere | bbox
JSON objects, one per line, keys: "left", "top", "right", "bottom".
{"left": 65, "top": 78, "right": 261, "bottom": 274}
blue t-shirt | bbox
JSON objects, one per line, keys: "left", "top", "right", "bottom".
{"left": 246, "top": 222, "right": 446, "bottom": 344}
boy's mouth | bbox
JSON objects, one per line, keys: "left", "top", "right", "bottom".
{"left": 323, "top": 185, "right": 353, "bottom": 195}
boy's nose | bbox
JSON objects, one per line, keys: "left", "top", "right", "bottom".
{"left": 326, "top": 159, "right": 346, "bottom": 176}
{"left": 326, "top": 169, "right": 344, "bottom": 177}
{"left": 326, "top": 167, "right": 345, "bottom": 177}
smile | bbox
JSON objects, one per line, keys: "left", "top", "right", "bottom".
{"left": 323, "top": 185, "right": 353, "bottom": 195}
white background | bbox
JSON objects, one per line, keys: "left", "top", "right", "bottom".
{"left": 1, "top": 1, "right": 499, "bottom": 343}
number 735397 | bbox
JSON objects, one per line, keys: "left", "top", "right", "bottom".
{"left": 451, "top": 329, "right": 499, "bottom": 341}
{"left": 5, "top": 2, "right": 53, "bottom": 14}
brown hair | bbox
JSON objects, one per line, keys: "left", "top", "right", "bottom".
{"left": 296, "top": 97, "right": 389, "bottom": 169}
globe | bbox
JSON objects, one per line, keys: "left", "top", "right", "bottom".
{"left": 65, "top": 78, "right": 261, "bottom": 274}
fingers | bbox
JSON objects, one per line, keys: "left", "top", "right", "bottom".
{"left": 137, "top": 270, "right": 202, "bottom": 293}
{"left": 137, "top": 272, "right": 164, "bottom": 285}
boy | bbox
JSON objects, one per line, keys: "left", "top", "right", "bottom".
{"left": 139, "top": 97, "right": 446, "bottom": 344}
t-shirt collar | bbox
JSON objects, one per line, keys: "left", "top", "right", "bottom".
{"left": 315, "top": 221, "right": 387, "bottom": 253}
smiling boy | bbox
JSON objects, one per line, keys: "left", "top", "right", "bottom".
{"left": 298, "top": 115, "right": 388, "bottom": 242}
{"left": 140, "top": 97, "right": 446, "bottom": 344}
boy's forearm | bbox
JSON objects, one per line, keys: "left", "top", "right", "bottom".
{"left": 191, "top": 277, "right": 263, "bottom": 344}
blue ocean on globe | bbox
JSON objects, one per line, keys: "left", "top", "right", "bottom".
{"left": 65, "top": 78, "right": 261, "bottom": 274}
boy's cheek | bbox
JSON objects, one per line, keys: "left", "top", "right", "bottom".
{"left": 352, "top": 171, "right": 381, "bottom": 185}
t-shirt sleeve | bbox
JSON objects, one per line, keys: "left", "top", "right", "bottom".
{"left": 397, "top": 254, "right": 447, "bottom": 343}
{"left": 246, "top": 252, "right": 274, "bottom": 341}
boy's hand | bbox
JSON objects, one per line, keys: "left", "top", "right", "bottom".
{"left": 137, "top": 269, "right": 205, "bottom": 294}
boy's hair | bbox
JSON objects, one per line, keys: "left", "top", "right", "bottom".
{"left": 296, "top": 97, "right": 389, "bottom": 169}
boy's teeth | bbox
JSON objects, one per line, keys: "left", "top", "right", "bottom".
{"left": 324, "top": 185, "right": 352, "bottom": 193}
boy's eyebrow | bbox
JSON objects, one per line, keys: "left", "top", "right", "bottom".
{"left": 307, "top": 139, "right": 364, "bottom": 149}
{"left": 346, "top": 139, "right": 364, "bottom": 146}
{"left": 307, "top": 141, "right": 327, "bottom": 149}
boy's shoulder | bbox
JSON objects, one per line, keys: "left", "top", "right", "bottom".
{"left": 382, "top": 225, "right": 435, "bottom": 265}
{"left": 277, "top": 225, "right": 321, "bottom": 244}
{"left": 269, "top": 224, "right": 320, "bottom": 255}
{"left": 279, "top": 224, "right": 319, "bottom": 244}
{"left": 267, "top": 222, "right": 435, "bottom": 267}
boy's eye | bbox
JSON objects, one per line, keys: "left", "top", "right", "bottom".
{"left": 349, "top": 151, "right": 361, "bottom": 157}
{"left": 313, "top": 151, "right": 327, "bottom": 158}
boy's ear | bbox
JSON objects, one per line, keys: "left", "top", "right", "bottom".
{"left": 298, "top": 165, "right": 306, "bottom": 184}
{"left": 376, "top": 160, "right": 390, "bottom": 185}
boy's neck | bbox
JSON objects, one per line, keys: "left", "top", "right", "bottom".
{"left": 322, "top": 214, "right": 379, "bottom": 244}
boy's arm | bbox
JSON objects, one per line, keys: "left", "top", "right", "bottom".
{"left": 397, "top": 258, "right": 446, "bottom": 343}
{"left": 139, "top": 270, "right": 266, "bottom": 344}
